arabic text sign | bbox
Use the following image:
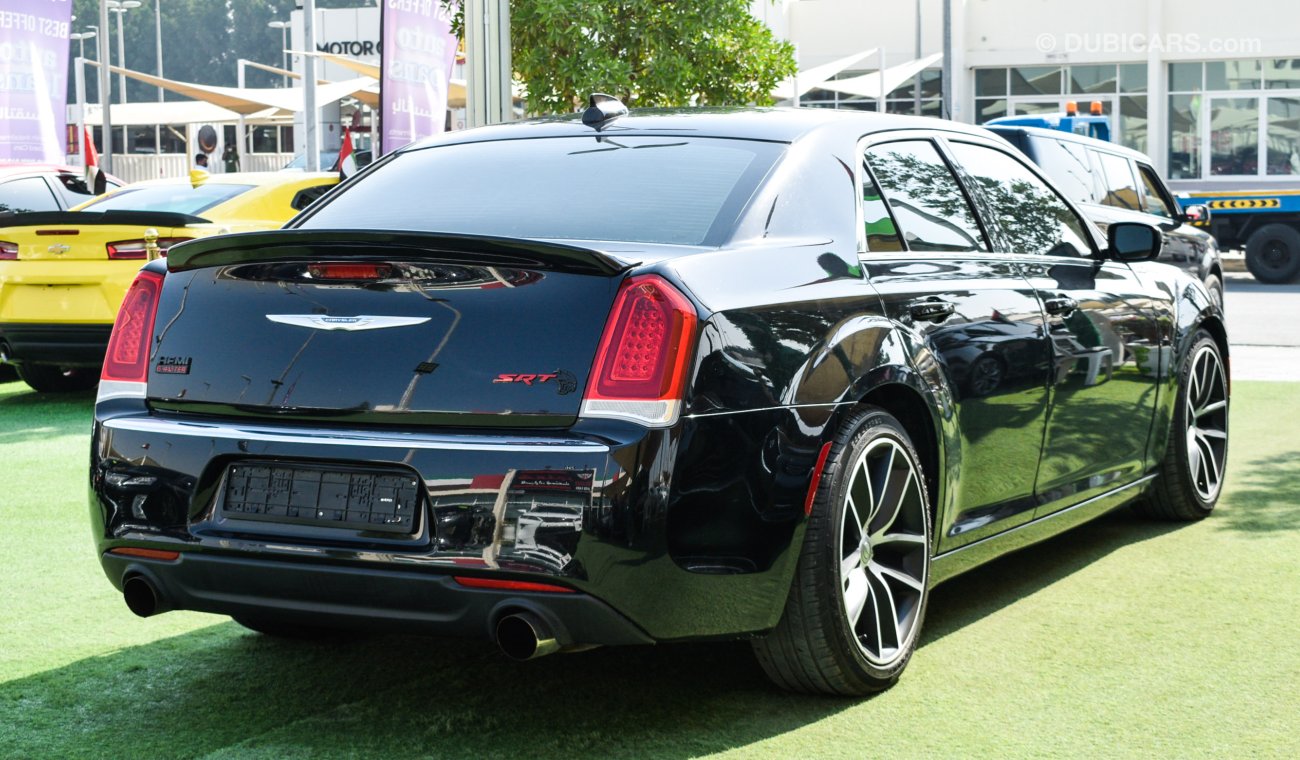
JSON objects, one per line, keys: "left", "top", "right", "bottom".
{"left": 379, "top": 0, "right": 459, "bottom": 155}
{"left": 0, "top": 0, "right": 73, "bottom": 162}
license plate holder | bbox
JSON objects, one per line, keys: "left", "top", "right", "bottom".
{"left": 220, "top": 461, "right": 421, "bottom": 534}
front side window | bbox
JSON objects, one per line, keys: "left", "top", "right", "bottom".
{"left": 1027, "top": 136, "right": 1095, "bottom": 205}
{"left": 948, "top": 142, "right": 1092, "bottom": 258}
{"left": 1137, "top": 165, "right": 1175, "bottom": 218}
{"left": 864, "top": 140, "right": 986, "bottom": 253}
{"left": 0, "top": 177, "right": 60, "bottom": 213}
{"left": 1094, "top": 151, "right": 1141, "bottom": 210}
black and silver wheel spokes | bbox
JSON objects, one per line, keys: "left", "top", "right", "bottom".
{"left": 1185, "top": 345, "right": 1228, "bottom": 502}
{"left": 839, "top": 437, "right": 928, "bottom": 666}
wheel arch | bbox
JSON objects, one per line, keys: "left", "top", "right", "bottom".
{"left": 855, "top": 381, "right": 943, "bottom": 530}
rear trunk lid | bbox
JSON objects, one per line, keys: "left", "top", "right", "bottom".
{"left": 148, "top": 230, "right": 639, "bottom": 426}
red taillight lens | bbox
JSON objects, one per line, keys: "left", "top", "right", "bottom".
{"left": 307, "top": 262, "right": 394, "bottom": 280}
{"left": 581, "top": 275, "right": 697, "bottom": 426}
{"left": 102, "top": 270, "right": 164, "bottom": 383}
{"left": 106, "top": 238, "right": 193, "bottom": 260}
{"left": 0, "top": 241, "right": 17, "bottom": 260}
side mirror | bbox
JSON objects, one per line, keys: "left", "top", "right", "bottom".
{"left": 1107, "top": 222, "right": 1161, "bottom": 262}
{"left": 1180, "top": 203, "right": 1211, "bottom": 225}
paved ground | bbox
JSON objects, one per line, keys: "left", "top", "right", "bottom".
{"left": 1223, "top": 269, "right": 1300, "bottom": 381}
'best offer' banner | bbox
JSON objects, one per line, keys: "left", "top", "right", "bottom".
{"left": 0, "top": 0, "right": 73, "bottom": 163}
{"left": 379, "top": 0, "right": 459, "bottom": 155}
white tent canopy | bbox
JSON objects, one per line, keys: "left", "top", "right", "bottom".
{"left": 82, "top": 100, "right": 279, "bottom": 127}
{"left": 771, "top": 48, "right": 879, "bottom": 101}
{"left": 87, "top": 61, "right": 377, "bottom": 115}
{"left": 817, "top": 52, "right": 944, "bottom": 99}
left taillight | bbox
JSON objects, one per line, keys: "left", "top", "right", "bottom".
{"left": 101, "top": 270, "right": 164, "bottom": 385}
{"left": 0, "top": 241, "right": 17, "bottom": 260}
{"left": 580, "top": 274, "right": 698, "bottom": 427}
{"left": 106, "top": 238, "right": 193, "bottom": 260}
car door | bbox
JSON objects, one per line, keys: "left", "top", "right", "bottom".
{"left": 860, "top": 135, "right": 1053, "bottom": 550}
{"left": 943, "top": 139, "right": 1163, "bottom": 515}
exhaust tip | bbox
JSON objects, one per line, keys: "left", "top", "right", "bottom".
{"left": 122, "top": 575, "right": 160, "bottom": 618}
{"left": 495, "top": 612, "right": 562, "bottom": 661}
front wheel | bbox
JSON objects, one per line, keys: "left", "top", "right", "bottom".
{"left": 1135, "top": 331, "right": 1228, "bottom": 520}
{"left": 753, "top": 407, "right": 932, "bottom": 695}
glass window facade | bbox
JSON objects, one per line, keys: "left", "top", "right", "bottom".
{"left": 973, "top": 64, "right": 1147, "bottom": 155}
{"left": 1168, "top": 60, "right": 1300, "bottom": 179}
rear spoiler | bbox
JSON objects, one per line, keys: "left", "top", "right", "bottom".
{"left": 0, "top": 210, "right": 211, "bottom": 228}
{"left": 164, "top": 228, "right": 640, "bottom": 276}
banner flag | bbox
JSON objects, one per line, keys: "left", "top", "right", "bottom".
{"left": 0, "top": 0, "right": 74, "bottom": 162}
{"left": 379, "top": 0, "right": 459, "bottom": 155}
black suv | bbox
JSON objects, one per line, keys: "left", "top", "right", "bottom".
{"left": 989, "top": 126, "right": 1224, "bottom": 308}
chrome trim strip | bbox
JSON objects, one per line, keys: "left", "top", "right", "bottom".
{"left": 266, "top": 314, "right": 432, "bottom": 331}
{"left": 932, "top": 474, "right": 1157, "bottom": 563}
{"left": 102, "top": 416, "right": 610, "bottom": 453}
{"left": 95, "top": 380, "right": 146, "bottom": 403}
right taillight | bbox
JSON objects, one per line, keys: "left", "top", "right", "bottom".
{"left": 0, "top": 241, "right": 17, "bottom": 260}
{"left": 581, "top": 274, "right": 698, "bottom": 427}
{"left": 100, "top": 270, "right": 164, "bottom": 390}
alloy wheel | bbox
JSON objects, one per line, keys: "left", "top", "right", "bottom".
{"left": 839, "top": 436, "right": 929, "bottom": 667}
{"left": 1184, "top": 345, "right": 1228, "bottom": 502}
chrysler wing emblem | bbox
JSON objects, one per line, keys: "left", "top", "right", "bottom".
{"left": 265, "top": 314, "right": 431, "bottom": 331}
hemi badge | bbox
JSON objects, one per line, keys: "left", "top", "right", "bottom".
{"left": 265, "top": 315, "right": 431, "bottom": 331}
{"left": 155, "top": 356, "right": 192, "bottom": 374}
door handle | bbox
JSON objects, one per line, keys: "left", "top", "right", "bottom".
{"left": 908, "top": 298, "right": 955, "bottom": 323}
{"left": 1044, "top": 296, "right": 1078, "bottom": 316}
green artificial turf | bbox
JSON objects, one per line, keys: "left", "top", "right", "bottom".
{"left": 1, "top": 379, "right": 1297, "bottom": 758}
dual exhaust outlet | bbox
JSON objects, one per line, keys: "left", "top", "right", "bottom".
{"left": 122, "top": 573, "right": 576, "bottom": 661}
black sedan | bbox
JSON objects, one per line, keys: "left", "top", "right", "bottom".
{"left": 89, "top": 102, "right": 1228, "bottom": 696}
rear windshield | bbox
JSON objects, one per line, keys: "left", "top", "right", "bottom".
{"left": 297, "top": 136, "right": 784, "bottom": 246}
{"left": 81, "top": 183, "right": 253, "bottom": 216}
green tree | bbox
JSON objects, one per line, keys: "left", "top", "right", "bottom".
{"left": 449, "top": 0, "right": 796, "bottom": 113}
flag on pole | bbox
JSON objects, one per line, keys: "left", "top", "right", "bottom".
{"left": 84, "top": 126, "right": 106, "bottom": 195}
{"left": 338, "top": 127, "right": 356, "bottom": 179}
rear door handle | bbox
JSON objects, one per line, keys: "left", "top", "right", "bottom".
{"left": 1044, "top": 296, "right": 1078, "bottom": 316}
{"left": 908, "top": 299, "right": 955, "bottom": 323}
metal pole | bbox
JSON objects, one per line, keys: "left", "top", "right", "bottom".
{"left": 75, "top": 57, "right": 87, "bottom": 169}
{"left": 792, "top": 43, "right": 800, "bottom": 107}
{"left": 877, "top": 48, "right": 887, "bottom": 113}
{"left": 115, "top": 10, "right": 127, "bottom": 104}
{"left": 303, "top": 0, "right": 319, "bottom": 171}
{"left": 282, "top": 27, "right": 289, "bottom": 87}
{"left": 913, "top": 0, "right": 922, "bottom": 115}
{"left": 465, "top": 0, "right": 512, "bottom": 127}
{"left": 942, "top": 0, "right": 953, "bottom": 120}
{"left": 99, "top": 0, "right": 114, "bottom": 174}
{"left": 154, "top": 0, "right": 163, "bottom": 101}
{"left": 237, "top": 60, "right": 247, "bottom": 163}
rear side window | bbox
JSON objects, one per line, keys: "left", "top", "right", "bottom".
{"left": 1094, "top": 151, "right": 1141, "bottom": 210}
{"left": 1136, "top": 164, "right": 1175, "bottom": 218}
{"left": 0, "top": 177, "right": 60, "bottom": 213}
{"left": 864, "top": 140, "right": 987, "bottom": 253}
{"left": 861, "top": 165, "right": 904, "bottom": 251}
{"left": 299, "top": 136, "right": 784, "bottom": 246}
{"left": 948, "top": 142, "right": 1093, "bottom": 258}
{"left": 290, "top": 183, "right": 335, "bottom": 211}
{"left": 81, "top": 183, "right": 254, "bottom": 216}
{"left": 1027, "top": 136, "right": 1095, "bottom": 205}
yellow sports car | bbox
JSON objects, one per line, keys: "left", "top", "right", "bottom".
{"left": 0, "top": 172, "right": 337, "bottom": 391}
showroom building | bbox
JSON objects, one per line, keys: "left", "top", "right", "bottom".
{"left": 760, "top": 0, "right": 1300, "bottom": 190}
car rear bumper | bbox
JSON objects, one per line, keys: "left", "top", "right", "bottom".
{"left": 89, "top": 406, "right": 821, "bottom": 642}
{"left": 100, "top": 550, "right": 653, "bottom": 646}
{"left": 0, "top": 322, "right": 111, "bottom": 366}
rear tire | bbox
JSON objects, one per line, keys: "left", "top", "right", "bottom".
{"left": 1245, "top": 223, "right": 1300, "bottom": 283}
{"left": 16, "top": 364, "right": 98, "bottom": 393}
{"left": 753, "top": 407, "right": 932, "bottom": 696}
{"left": 1134, "top": 331, "right": 1228, "bottom": 521}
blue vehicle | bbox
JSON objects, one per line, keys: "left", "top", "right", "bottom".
{"left": 1181, "top": 189, "right": 1300, "bottom": 283}
{"left": 987, "top": 101, "right": 1112, "bottom": 142}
